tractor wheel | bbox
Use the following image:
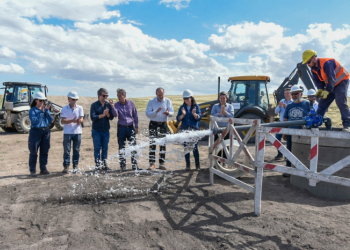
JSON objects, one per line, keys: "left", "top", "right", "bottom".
{"left": 2, "top": 126, "right": 17, "bottom": 133}
{"left": 14, "top": 111, "right": 31, "bottom": 133}
{"left": 199, "top": 121, "right": 209, "bottom": 141}
{"left": 237, "top": 113, "right": 264, "bottom": 143}
{"left": 49, "top": 123, "right": 55, "bottom": 129}
{"left": 214, "top": 138, "right": 245, "bottom": 178}
{"left": 54, "top": 115, "right": 64, "bottom": 130}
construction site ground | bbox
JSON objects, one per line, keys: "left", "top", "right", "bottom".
{"left": 0, "top": 97, "right": 349, "bottom": 250}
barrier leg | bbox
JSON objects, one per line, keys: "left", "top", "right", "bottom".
{"left": 254, "top": 133, "right": 265, "bottom": 216}
{"left": 210, "top": 158, "right": 214, "bottom": 185}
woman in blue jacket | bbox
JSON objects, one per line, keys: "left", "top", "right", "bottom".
{"left": 176, "top": 89, "right": 202, "bottom": 170}
{"left": 28, "top": 92, "right": 53, "bottom": 177}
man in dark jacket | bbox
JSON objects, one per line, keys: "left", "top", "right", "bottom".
{"left": 90, "top": 88, "right": 114, "bottom": 170}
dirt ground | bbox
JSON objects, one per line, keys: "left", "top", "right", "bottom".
{"left": 0, "top": 98, "right": 350, "bottom": 250}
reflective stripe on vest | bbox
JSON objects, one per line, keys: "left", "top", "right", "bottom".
{"left": 312, "top": 58, "right": 350, "bottom": 87}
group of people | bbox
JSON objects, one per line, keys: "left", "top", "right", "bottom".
{"left": 27, "top": 87, "right": 224, "bottom": 176}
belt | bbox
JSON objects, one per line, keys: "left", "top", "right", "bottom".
{"left": 118, "top": 124, "right": 134, "bottom": 128}
{"left": 32, "top": 126, "right": 49, "bottom": 130}
{"left": 150, "top": 121, "right": 166, "bottom": 125}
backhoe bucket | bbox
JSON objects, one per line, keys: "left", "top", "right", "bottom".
{"left": 82, "top": 114, "right": 92, "bottom": 127}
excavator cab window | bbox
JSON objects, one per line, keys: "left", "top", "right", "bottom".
{"left": 229, "top": 81, "right": 246, "bottom": 103}
{"left": 28, "top": 85, "right": 44, "bottom": 103}
{"left": 258, "top": 81, "right": 269, "bottom": 109}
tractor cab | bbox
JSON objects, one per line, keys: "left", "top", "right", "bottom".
{"left": 227, "top": 75, "right": 270, "bottom": 116}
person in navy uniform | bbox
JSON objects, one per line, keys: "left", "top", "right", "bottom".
{"left": 28, "top": 92, "right": 53, "bottom": 177}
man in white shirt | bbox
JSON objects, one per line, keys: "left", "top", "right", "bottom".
{"left": 145, "top": 87, "right": 174, "bottom": 170}
{"left": 61, "top": 91, "right": 84, "bottom": 173}
{"left": 307, "top": 89, "right": 319, "bottom": 112}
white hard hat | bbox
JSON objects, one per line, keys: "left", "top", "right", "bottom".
{"left": 183, "top": 89, "right": 193, "bottom": 98}
{"left": 67, "top": 90, "right": 79, "bottom": 99}
{"left": 307, "top": 89, "right": 316, "bottom": 96}
{"left": 33, "top": 91, "right": 47, "bottom": 100}
{"left": 290, "top": 85, "right": 302, "bottom": 93}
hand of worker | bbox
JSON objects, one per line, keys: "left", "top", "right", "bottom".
{"left": 282, "top": 134, "right": 287, "bottom": 141}
{"left": 321, "top": 90, "right": 329, "bottom": 99}
{"left": 315, "top": 89, "right": 323, "bottom": 97}
{"left": 181, "top": 107, "right": 186, "bottom": 115}
{"left": 282, "top": 103, "right": 287, "bottom": 109}
{"left": 134, "top": 128, "right": 138, "bottom": 134}
{"left": 163, "top": 108, "right": 169, "bottom": 115}
{"left": 156, "top": 107, "right": 163, "bottom": 113}
{"left": 192, "top": 107, "right": 197, "bottom": 115}
{"left": 109, "top": 99, "right": 114, "bottom": 105}
{"left": 76, "top": 118, "right": 81, "bottom": 125}
{"left": 221, "top": 105, "right": 225, "bottom": 111}
{"left": 45, "top": 103, "right": 51, "bottom": 110}
{"left": 70, "top": 118, "right": 77, "bottom": 123}
{"left": 278, "top": 101, "right": 283, "bottom": 108}
{"left": 103, "top": 108, "right": 109, "bottom": 116}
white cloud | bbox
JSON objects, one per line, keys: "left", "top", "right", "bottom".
{"left": 0, "top": 47, "right": 16, "bottom": 58}
{"left": 159, "top": 0, "right": 191, "bottom": 10}
{"left": 209, "top": 22, "right": 350, "bottom": 93}
{"left": 0, "top": 63, "right": 25, "bottom": 74}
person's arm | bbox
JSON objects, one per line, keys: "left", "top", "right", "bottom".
{"left": 111, "top": 103, "right": 118, "bottom": 118}
{"left": 132, "top": 102, "right": 138, "bottom": 128}
{"left": 323, "top": 60, "right": 337, "bottom": 93}
{"left": 283, "top": 105, "right": 289, "bottom": 121}
{"left": 145, "top": 99, "right": 157, "bottom": 118}
{"left": 108, "top": 104, "right": 114, "bottom": 120}
{"left": 275, "top": 105, "right": 281, "bottom": 114}
{"left": 195, "top": 104, "right": 202, "bottom": 121}
{"left": 312, "top": 71, "right": 325, "bottom": 90}
{"left": 90, "top": 103, "right": 99, "bottom": 122}
{"left": 225, "top": 104, "right": 234, "bottom": 118}
{"left": 61, "top": 107, "right": 72, "bottom": 124}
{"left": 79, "top": 107, "right": 84, "bottom": 123}
{"left": 167, "top": 99, "right": 174, "bottom": 117}
{"left": 176, "top": 106, "right": 182, "bottom": 122}
{"left": 29, "top": 108, "right": 41, "bottom": 126}
{"left": 210, "top": 104, "right": 219, "bottom": 117}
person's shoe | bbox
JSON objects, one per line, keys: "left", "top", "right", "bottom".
{"left": 30, "top": 172, "right": 37, "bottom": 178}
{"left": 72, "top": 163, "right": 78, "bottom": 174}
{"left": 195, "top": 162, "right": 200, "bottom": 170}
{"left": 120, "top": 164, "right": 126, "bottom": 171}
{"left": 342, "top": 127, "right": 350, "bottom": 132}
{"left": 274, "top": 154, "right": 283, "bottom": 161}
{"left": 185, "top": 162, "right": 191, "bottom": 171}
{"left": 132, "top": 165, "right": 142, "bottom": 171}
{"left": 62, "top": 166, "right": 69, "bottom": 174}
{"left": 148, "top": 164, "right": 156, "bottom": 171}
{"left": 282, "top": 173, "right": 291, "bottom": 178}
{"left": 40, "top": 170, "right": 50, "bottom": 175}
{"left": 159, "top": 164, "right": 167, "bottom": 170}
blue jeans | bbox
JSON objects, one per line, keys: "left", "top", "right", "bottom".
{"left": 117, "top": 126, "right": 137, "bottom": 168}
{"left": 63, "top": 134, "right": 82, "bottom": 167}
{"left": 275, "top": 133, "right": 282, "bottom": 155}
{"left": 182, "top": 127, "right": 200, "bottom": 164}
{"left": 28, "top": 127, "right": 50, "bottom": 173}
{"left": 92, "top": 129, "right": 110, "bottom": 165}
{"left": 317, "top": 79, "right": 350, "bottom": 127}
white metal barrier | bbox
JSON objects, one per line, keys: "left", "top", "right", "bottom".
{"left": 209, "top": 116, "right": 350, "bottom": 216}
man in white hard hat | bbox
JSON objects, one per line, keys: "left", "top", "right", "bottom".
{"left": 307, "top": 89, "right": 318, "bottom": 112}
{"left": 274, "top": 88, "right": 292, "bottom": 160}
{"left": 60, "top": 90, "right": 84, "bottom": 173}
{"left": 282, "top": 85, "right": 310, "bottom": 177}
{"left": 145, "top": 87, "right": 174, "bottom": 170}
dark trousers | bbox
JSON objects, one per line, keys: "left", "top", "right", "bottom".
{"left": 275, "top": 133, "right": 283, "bottom": 155}
{"left": 63, "top": 134, "right": 82, "bottom": 167}
{"left": 149, "top": 121, "right": 168, "bottom": 165}
{"left": 117, "top": 126, "right": 137, "bottom": 168}
{"left": 317, "top": 79, "right": 350, "bottom": 127}
{"left": 286, "top": 135, "right": 292, "bottom": 167}
{"left": 92, "top": 129, "right": 110, "bottom": 165}
{"left": 214, "top": 133, "right": 230, "bottom": 159}
{"left": 28, "top": 127, "right": 50, "bottom": 173}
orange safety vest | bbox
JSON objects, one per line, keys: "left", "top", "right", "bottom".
{"left": 312, "top": 58, "right": 349, "bottom": 87}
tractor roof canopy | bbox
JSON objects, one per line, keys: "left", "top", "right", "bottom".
{"left": 3, "top": 82, "right": 44, "bottom": 87}
{"left": 228, "top": 76, "right": 270, "bottom": 82}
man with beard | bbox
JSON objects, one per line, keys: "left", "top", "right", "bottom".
{"left": 282, "top": 85, "right": 310, "bottom": 177}
{"left": 302, "top": 50, "right": 350, "bottom": 131}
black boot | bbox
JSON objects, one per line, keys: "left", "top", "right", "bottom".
{"left": 195, "top": 162, "right": 200, "bottom": 170}
{"left": 103, "top": 161, "right": 111, "bottom": 171}
{"left": 72, "top": 163, "right": 78, "bottom": 173}
{"left": 62, "top": 166, "right": 69, "bottom": 174}
{"left": 186, "top": 162, "right": 190, "bottom": 171}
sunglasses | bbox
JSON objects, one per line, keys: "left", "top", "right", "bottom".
{"left": 291, "top": 93, "right": 300, "bottom": 96}
{"left": 38, "top": 100, "right": 44, "bottom": 102}
{"left": 306, "top": 57, "right": 314, "bottom": 64}
{"left": 101, "top": 95, "right": 109, "bottom": 98}
{"left": 71, "top": 99, "right": 77, "bottom": 101}
{"left": 183, "top": 97, "right": 190, "bottom": 100}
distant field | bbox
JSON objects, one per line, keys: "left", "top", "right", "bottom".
{"left": 0, "top": 93, "right": 347, "bottom": 127}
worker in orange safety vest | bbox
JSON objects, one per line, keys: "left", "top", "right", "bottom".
{"left": 302, "top": 50, "right": 350, "bottom": 132}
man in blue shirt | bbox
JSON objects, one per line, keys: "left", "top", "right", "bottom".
{"left": 283, "top": 85, "right": 310, "bottom": 177}
{"left": 5, "top": 90, "right": 13, "bottom": 102}
{"left": 90, "top": 88, "right": 114, "bottom": 171}
{"left": 274, "top": 88, "right": 293, "bottom": 160}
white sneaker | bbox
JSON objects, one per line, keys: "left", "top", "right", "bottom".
{"left": 342, "top": 127, "right": 350, "bottom": 132}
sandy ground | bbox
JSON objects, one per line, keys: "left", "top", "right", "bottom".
{"left": 0, "top": 100, "right": 350, "bottom": 249}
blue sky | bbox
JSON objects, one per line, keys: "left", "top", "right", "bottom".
{"left": 1, "top": 0, "right": 350, "bottom": 98}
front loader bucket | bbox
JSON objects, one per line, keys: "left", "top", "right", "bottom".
{"left": 82, "top": 114, "right": 92, "bottom": 127}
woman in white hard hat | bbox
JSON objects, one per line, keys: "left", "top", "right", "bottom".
{"left": 28, "top": 92, "right": 53, "bottom": 177}
{"left": 176, "top": 89, "right": 202, "bottom": 170}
